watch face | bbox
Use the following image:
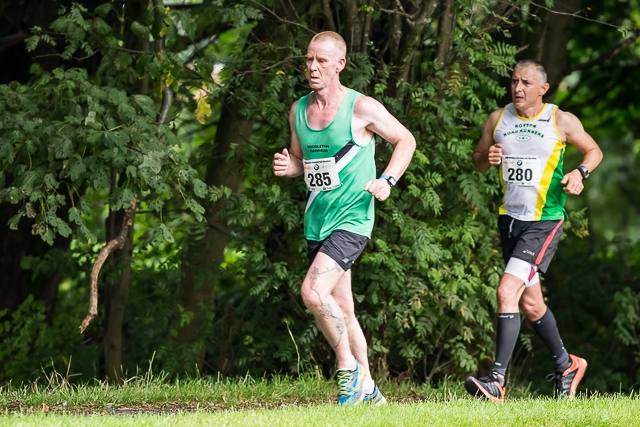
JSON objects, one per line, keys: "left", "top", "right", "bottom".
{"left": 578, "top": 166, "right": 589, "bottom": 179}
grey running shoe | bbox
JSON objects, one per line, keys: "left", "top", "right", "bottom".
{"left": 465, "top": 371, "right": 506, "bottom": 403}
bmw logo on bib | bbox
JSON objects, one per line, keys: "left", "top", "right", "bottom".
{"left": 314, "top": 164, "right": 320, "bottom": 170}
{"left": 517, "top": 160, "right": 523, "bottom": 166}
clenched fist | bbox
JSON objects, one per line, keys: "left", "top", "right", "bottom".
{"left": 488, "top": 143, "right": 503, "bottom": 165}
{"left": 273, "top": 148, "right": 291, "bottom": 176}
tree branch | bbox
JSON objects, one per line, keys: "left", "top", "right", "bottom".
{"left": 391, "top": 0, "right": 439, "bottom": 93}
{"left": 0, "top": 28, "right": 29, "bottom": 50}
{"left": 529, "top": 1, "right": 625, "bottom": 29}
{"left": 321, "top": 0, "right": 337, "bottom": 32}
{"left": 248, "top": 0, "right": 316, "bottom": 34}
{"left": 374, "top": 0, "right": 415, "bottom": 24}
{"left": 571, "top": 30, "right": 640, "bottom": 72}
{"left": 361, "top": 0, "right": 373, "bottom": 54}
{"left": 157, "top": 85, "right": 173, "bottom": 127}
{"left": 79, "top": 198, "right": 137, "bottom": 333}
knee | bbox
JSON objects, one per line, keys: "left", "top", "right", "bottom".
{"left": 521, "top": 297, "right": 546, "bottom": 320}
{"left": 497, "top": 281, "right": 518, "bottom": 307}
{"left": 300, "top": 283, "right": 323, "bottom": 313}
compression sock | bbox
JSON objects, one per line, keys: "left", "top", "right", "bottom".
{"left": 493, "top": 313, "right": 521, "bottom": 376}
{"left": 531, "top": 308, "right": 571, "bottom": 372}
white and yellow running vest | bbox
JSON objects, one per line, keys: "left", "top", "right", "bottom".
{"left": 494, "top": 103, "right": 566, "bottom": 221}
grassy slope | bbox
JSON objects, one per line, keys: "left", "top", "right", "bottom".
{"left": 2, "top": 399, "right": 639, "bottom": 427}
{"left": 1, "top": 375, "right": 637, "bottom": 426}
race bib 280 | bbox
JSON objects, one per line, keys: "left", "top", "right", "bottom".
{"left": 502, "top": 156, "right": 541, "bottom": 186}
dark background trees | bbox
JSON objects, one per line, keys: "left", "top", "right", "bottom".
{"left": 1, "top": 0, "right": 639, "bottom": 392}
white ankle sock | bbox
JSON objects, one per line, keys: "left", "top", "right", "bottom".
{"left": 363, "top": 378, "right": 375, "bottom": 395}
{"left": 338, "top": 357, "right": 358, "bottom": 371}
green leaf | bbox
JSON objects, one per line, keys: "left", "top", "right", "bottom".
{"left": 70, "top": 160, "right": 86, "bottom": 181}
{"left": 185, "top": 197, "right": 205, "bottom": 221}
{"left": 140, "top": 151, "right": 165, "bottom": 174}
{"left": 69, "top": 207, "right": 83, "bottom": 225}
{"left": 147, "top": 198, "right": 163, "bottom": 212}
{"left": 113, "top": 188, "right": 135, "bottom": 210}
{"left": 56, "top": 219, "right": 72, "bottom": 237}
{"left": 152, "top": 223, "right": 174, "bottom": 243}
{"left": 92, "top": 169, "right": 110, "bottom": 190}
{"left": 177, "top": 11, "right": 196, "bottom": 40}
{"left": 105, "top": 129, "right": 130, "bottom": 147}
{"left": 94, "top": 3, "right": 112, "bottom": 17}
{"left": 8, "top": 213, "right": 22, "bottom": 230}
{"left": 131, "top": 21, "right": 150, "bottom": 37}
{"left": 78, "top": 222, "right": 97, "bottom": 244}
{"left": 193, "top": 178, "right": 207, "bottom": 198}
{"left": 92, "top": 17, "right": 111, "bottom": 35}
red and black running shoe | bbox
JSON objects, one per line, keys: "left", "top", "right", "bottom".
{"left": 552, "top": 354, "right": 587, "bottom": 400}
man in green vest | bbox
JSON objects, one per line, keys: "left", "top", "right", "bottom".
{"left": 273, "top": 31, "right": 415, "bottom": 405}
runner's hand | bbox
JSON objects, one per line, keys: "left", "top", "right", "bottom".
{"left": 488, "top": 143, "right": 503, "bottom": 165}
{"left": 561, "top": 170, "right": 584, "bottom": 195}
{"left": 273, "top": 148, "right": 291, "bottom": 176}
{"left": 364, "top": 178, "right": 391, "bottom": 201}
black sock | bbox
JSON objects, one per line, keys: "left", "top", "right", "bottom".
{"left": 531, "top": 308, "right": 570, "bottom": 372}
{"left": 493, "top": 313, "right": 521, "bottom": 376}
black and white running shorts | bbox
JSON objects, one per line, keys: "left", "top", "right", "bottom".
{"left": 498, "top": 215, "right": 564, "bottom": 274}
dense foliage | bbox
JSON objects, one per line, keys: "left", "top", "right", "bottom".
{"left": 0, "top": 0, "right": 639, "bottom": 393}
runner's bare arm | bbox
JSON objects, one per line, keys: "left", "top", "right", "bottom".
{"left": 556, "top": 110, "right": 603, "bottom": 195}
{"left": 354, "top": 96, "right": 416, "bottom": 201}
{"left": 273, "top": 102, "right": 304, "bottom": 178}
{"left": 472, "top": 109, "right": 503, "bottom": 172}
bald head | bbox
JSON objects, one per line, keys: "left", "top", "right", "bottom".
{"left": 309, "top": 31, "right": 347, "bottom": 60}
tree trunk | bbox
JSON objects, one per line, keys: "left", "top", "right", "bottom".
{"left": 522, "top": 0, "right": 582, "bottom": 100}
{"left": 389, "top": 0, "right": 439, "bottom": 99}
{"left": 173, "top": 98, "right": 253, "bottom": 369}
{"left": 342, "top": 0, "right": 363, "bottom": 52}
{"left": 436, "top": 0, "right": 456, "bottom": 69}
{"left": 100, "top": 0, "right": 151, "bottom": 382}
{"left": 103, "top": 210, "right": 135, "bottom": 382}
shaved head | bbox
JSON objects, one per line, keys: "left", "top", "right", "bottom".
{"left": 309, "top": 31, "right": 347, "bottom": 59}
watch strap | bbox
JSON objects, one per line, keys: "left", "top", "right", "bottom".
{"left": 577, "top": 165, "right": 589, "bottom": 179}
{"left": 380, "top": 174, "right": 397, "bottom": 187}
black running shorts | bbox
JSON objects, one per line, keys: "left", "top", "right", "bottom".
{"left": 498, "top": 215, "right": 564, "bottom": 273}
{"left": 307, "top": 229, "right": 368, "bottom": 271}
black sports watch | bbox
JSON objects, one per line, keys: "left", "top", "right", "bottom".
{"left": 380, "top": 174, "right": 397, "bottom": 187}
{"left": 576, "top": 165, "right": 590, "bottom": 180}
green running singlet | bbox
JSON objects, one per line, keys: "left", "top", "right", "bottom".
{"left": 295, "top": 89, "right": 376, "bottom": 241}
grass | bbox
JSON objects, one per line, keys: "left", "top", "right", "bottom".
{"left": 1, "top": 372, "right": 638, "bottom": 426}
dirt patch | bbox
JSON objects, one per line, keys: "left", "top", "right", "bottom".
{"left": 2, "top": 395, "right": 433, "bottom": 415}
{"left": 2, "top": 398, "right": 344, "bottom": 415}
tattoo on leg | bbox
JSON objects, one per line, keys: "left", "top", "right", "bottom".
{"left": 309, "top": 262, "right": 346, "bottom": 349}
{"left": 319, "top": 303, "right": 333, "bottom": 318}
{"left": 336, "top": 317, "right": 346, "bottom": 335}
